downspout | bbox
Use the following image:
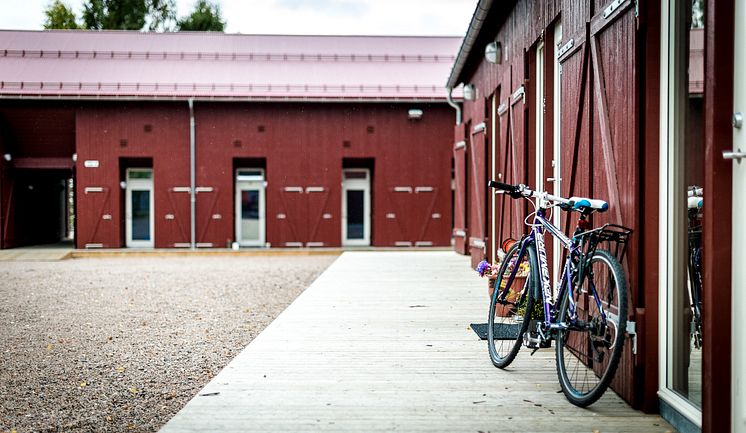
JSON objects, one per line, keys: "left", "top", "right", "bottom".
{"left": 188, "top": 98, "right": 196, "bottom": 250}
{"left": 446, "top": 87, "right": 462, "bottom": 125}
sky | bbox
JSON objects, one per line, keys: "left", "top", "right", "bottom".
{"left": 0, "top": 0, "right": 476, "bottom": 36}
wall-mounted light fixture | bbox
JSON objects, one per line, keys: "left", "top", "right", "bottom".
{"left": 3, "top": 153, "right": 11, "bottom": 162}
{"left": 463, "top": 84, "right": 477, "bottom": 101}
{"left": 408, "top": 108, "right": 424, "bottom": 120}
{"left": 485, "top": 41, "right": 502, "bottom": 64}
{"left": 120, "top": 181, "right": 127, "bottom": 190}
{"left": 72, "top": 153, "right": 78, "bottom": 162}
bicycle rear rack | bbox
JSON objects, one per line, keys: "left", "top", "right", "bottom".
{"left": 575, "top": 223, "right": 633, "bottom": 263}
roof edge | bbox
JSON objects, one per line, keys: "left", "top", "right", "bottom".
{"left": 446, "top": 0, "right": 493, "bottom": 89}
{"left": 0, "top": 29, "right": 463, "bottom": 39}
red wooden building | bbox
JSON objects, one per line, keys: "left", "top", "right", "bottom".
{"left": 446, "top": 1, "right": 744, "bottom": 433}
{"left": 0, "top": 31, "right": 461, "bottom": 250}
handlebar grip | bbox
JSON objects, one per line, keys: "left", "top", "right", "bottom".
{"left": 488, "top": 180, "right": 516, "bottom": 192}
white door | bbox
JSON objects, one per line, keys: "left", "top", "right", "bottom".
{"left": 731, "top": 3, "right": 746, "bottom": 430}
{"left": 235, "top": 169, "right": 266, "bottom": 247}
{"left": 342, "top": 169, "right": 370, "bottom": 246}
{"left": 125, "top": 168, "right": 154, "bottom": 248}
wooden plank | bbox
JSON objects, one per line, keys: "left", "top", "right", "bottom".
{"left": 160, "top": 252, "right": 672, "bottom": 432}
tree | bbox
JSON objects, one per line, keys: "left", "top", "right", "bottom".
{"left": 81, "top": 0, "right": 176, "bottom": 31}
{"left": 177, "top": 0, "right": 225, "bottom": 32}
{"left": 43, "top": 0, "right": 81, "bottom": 29}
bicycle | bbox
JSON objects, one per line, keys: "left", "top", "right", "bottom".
{"left": 486, "top": 180, "right": 632, "bottom": 407}
{"left": 687, "top": 186, "right": 703, "bottom": 349}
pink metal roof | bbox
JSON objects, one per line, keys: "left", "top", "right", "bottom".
{"left": 0, "top": 30, "right": 462, "bottom": 101}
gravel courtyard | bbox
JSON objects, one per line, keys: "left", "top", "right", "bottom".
{"left": 0, "top": 254, "right": 338, "bottom": 433}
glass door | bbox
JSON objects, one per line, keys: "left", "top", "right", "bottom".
{"left": 342, "top": 169, "right": 370, "bottom": 246}
{"left": 235, "top": 169, "right": 265, "bottom": 247}
{"left": 125, "top": 168, "right": 154, "bottom": 248}
{"left": 660, "top": 0, "right": 705, "bottom": 426}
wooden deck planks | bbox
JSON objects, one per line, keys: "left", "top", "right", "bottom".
{"left": 159, "top": 251, "right": 673, "bottom": 433}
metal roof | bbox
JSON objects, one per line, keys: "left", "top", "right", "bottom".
{"left": 0, "top": 30, "right": 462, "bottom": 101}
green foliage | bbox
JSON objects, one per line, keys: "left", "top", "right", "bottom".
{"left": 43, "top": 0, "right": 81, "bottom": 29}
{"left": 81, "top": 0, "right": 176, "bottom": 31}
{"left": 177, "top": 0, "right": 225, "bottom": 32}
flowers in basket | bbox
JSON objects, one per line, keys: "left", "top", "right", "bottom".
{"left": 475, "top": 251, "right": 530, "bottom": 281}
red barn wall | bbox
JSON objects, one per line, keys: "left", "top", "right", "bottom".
{"left": 73, "top": 101, "right": 453, "bottom": 249}
{"left": 453, "top": 0, "right": 657, "bottom": 410}
{"left": 75, "top": 102, "right": 191, "bottom": 249}
{"left": 194, "top": 102, "right": 453, "bottom": 248}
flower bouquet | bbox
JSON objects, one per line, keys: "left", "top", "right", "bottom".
{"left": 476, "top": 248, "right": 530, "bottom": 317}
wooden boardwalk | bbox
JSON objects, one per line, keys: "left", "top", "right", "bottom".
{"left": 159, "top": 251, "right": 673, "bottom": 433}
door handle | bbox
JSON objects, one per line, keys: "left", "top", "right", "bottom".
{"left": 723, "top": 149, "right": 746, "bottom": 162}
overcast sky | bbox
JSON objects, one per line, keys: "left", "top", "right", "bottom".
{"left": 0, "top": 0, "right": 475, "bottom": 36}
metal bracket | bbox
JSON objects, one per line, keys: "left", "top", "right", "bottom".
{"left": 497, "top": 103, "right": 508, "bottom": 116}
{"left": 511, "top": 85, "right": 525, "bottom": 105}
{"left": 603, "top": 0, "right": 628, "bottom": 19}
{"left": 557, "top": 39, "right": 574, "bottom": 59}
{"left": 626, "top": 320, "right": 637, "bottom": 355}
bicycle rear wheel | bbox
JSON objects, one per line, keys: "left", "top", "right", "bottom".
{"left": 488, "top": 240, "right": 538, "bottom": 369}
{"left": 555, "top": 249, "right": 628, "bottom": 407}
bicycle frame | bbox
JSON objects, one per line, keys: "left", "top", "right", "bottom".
{"left": 499, "top": 206, "right": 609, "bottom": 333}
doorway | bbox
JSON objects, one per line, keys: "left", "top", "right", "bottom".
{"left": 342, "top": 168, "right": 370, "bottom": 246}
{"left": 234, "top": 168, "right": 266, "bottom": 247}
{"left": 125, "top": 168, "right": 154, "bottom": 248}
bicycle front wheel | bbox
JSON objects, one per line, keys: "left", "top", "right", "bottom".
{"left": 555, "top": 249, "right": 628, "bottom": 407}
{"left": 487, "top": 240, "right": 538, "bottom": 369}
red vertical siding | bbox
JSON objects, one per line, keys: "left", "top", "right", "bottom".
{"left": 193, "top": 102, "right": 454, "bottom": 248}
{"left": 71, "top": 101, "right": 452, "bottom": 249}
{"left": 454, "top": 0, "right": 653, "bottom": 409}
{"left": 75, "top": 103, "right": 191, "bottom": 248}
{"left": 453, "top": 123, "right": 468, "bottom": 254}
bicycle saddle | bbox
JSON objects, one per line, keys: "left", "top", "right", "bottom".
{"left": 567, "top": 197, "right": 609, "bottom": 213}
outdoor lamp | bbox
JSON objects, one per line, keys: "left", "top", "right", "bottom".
{"left": 485, "top": 41, "right": 502, "bottom": 64}
{"left": 463, "top": 84, "right": 476, "bottom": 101}
{"left": 408, "top": 108, "right": 423, "bottom": 120}
{"left": 3, "top": 153, "right": 10, "bottom": 162}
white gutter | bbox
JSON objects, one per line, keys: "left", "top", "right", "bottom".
{"left": 446, "top": 87, "right": 462, "bottom": 125}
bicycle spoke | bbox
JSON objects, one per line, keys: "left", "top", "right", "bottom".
{"left": 488, "top": 240, "right": 538, "bottom": 369}
{"left": 556, "top": 249, "right": 628, "bottom": 407}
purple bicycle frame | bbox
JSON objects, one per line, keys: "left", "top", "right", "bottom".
{"left": 499, "top": 207, "right": 608, "bottom": 330}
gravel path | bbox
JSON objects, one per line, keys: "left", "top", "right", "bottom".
{"left": 0, "top": 255, "right": 338, "bottom": 433}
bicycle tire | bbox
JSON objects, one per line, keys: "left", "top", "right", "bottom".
{"left": 555, "top": 249, "right": 628, "bottom": 407}
{"left": 487, "top": 240, "right": 539, "bottom": 369}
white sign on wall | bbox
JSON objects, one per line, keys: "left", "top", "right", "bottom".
{"left": 84, "top": 160, "right": 100, "bottom": 168}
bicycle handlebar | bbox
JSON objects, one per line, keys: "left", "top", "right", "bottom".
{"left": 487, "top": 180, "right": 609, "bottom": 213}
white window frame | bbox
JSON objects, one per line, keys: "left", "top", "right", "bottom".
{"left": 536, "top": 41, "right": 545, "bottom": 192}
{"left": 235, "top": 168, "right": 266, "bottom": 247}
{"left": 342, "top": 168, "right": 371, "bottom": 246}
{"left": 658, "top": 0, "right": 703, "bottom": 426}
{"left": 552, "top": 21, "right": 563, "bottom": 287}
{"left": 125, "top": 168, "right": 154, "bottom": 248}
